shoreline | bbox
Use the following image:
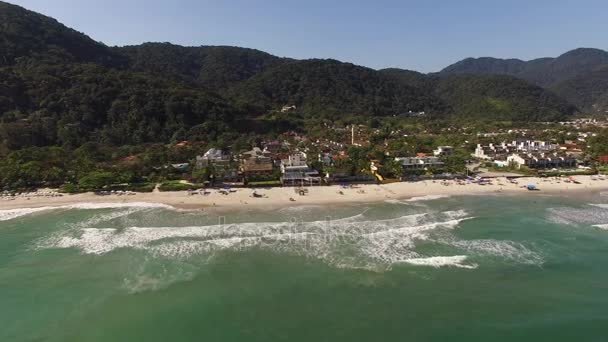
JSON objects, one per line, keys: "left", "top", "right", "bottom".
{"left": 1, "top": 175, "right": 607, "bottom": 213}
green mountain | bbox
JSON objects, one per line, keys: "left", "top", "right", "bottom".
{"left": 441, "top": 48, "right": 608, "bottom": 113}
{"left": 550, "top": 66, "right": 608, "bottom": 113}
{"left": 379, "top": 68, "right": 437, "bottom": 92}
{"left": 440, "top": 57, "right": 529, "bottom": 78}
{"left": 229, "top": 59, "right": 448, "bottom": 117}
{"left": 379, "top": 68, "right": 575, "bottom": 121}
{"left": 116, "top": 43, "right": 285, "bottom": 90}
{"left": 0, "top": 1, "right": 124, "bottom": 66}
{"left": 0, "top": 1, "right": 247, "bottom": 150}
{"left": 440, "top": 48, "right": 608, "bottom": 88}
{"left": 434, "top": 75, "right": 576, "bottom": 121}
{"left": 0, "top": 0, "right": 584, "bottom": 150}
{"left": 0, "top": 61, "right": 247, "bottom": 149}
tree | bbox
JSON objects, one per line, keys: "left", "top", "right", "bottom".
{"left": 588, "top": 129, "right": 608, "bottom": 158}
{"left": 78, "top": 171, "right": 117, "bottom": 190}
{"left": 192, "top": 168, "right": 209, "bottom": 183}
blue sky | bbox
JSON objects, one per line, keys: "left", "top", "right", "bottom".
{"left": 10, "top": 0, "right": 608, "bottom": 72}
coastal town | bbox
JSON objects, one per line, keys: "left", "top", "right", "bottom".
{"left": 5, "top": 2, "right": 608, "bottom": 340}
{"left": 2, "top": 116, "right": 608, "bottom": 208}
{"left": 104, "top": 117, "right": 608, "bottom": 189}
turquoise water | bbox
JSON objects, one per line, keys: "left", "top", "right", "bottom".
{"left": 1, "top": 194, "right": 608, "bottom": 341}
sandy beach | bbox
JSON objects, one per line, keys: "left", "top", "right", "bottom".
{"left": 1, "top": 175, "right": 607, "bottom": 212}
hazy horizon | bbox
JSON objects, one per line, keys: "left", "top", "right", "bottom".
{"left": 7, "top": 0, "right": 608, "bottom": 72}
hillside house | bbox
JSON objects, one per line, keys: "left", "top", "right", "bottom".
{"left": 395, "top": 156, "right": 444, "bottom": 171}
{"left": 433, "top": 146, "right": 454, "bottom": 157}
{"left": 280, "top": 152, "right": 321, "bottom": 186}
{"left": 240, "top": 147, "right": 274, "bottom": 177}
{"left": 196, "top": 148, "right": 231, "bottom": 168}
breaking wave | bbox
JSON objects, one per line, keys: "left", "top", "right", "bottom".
{"left": 384, "top": 195, "right": 451, "bottom": 205}
{"left": 0, "top": 207, "right": 56, "bottom": 221}
{"left": 547, "top": 203, "right": 608, "bottom": 229}
{"left": 440, "top": 238, "right": 544, "bottom": 266}
{"left": 0, "top": 202, "right": 177, "bottom": 222}
{"left": 405, "top": 195, "right": 451, "bottom": 202}
{"left": 401, "top": 256, "right": 478, "bottom": 269}
{"left": 35, "top": 207, "right": 542, "bottom": 270}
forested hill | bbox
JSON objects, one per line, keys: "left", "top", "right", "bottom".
{"left": 116, "top": 43, "right": 286, "bottom": 90}
{"left": 0, "top": 1, "right": 124, "bottom": 66}
{"left": 228, "top": 59, "right": 449, "bottom": 117}
{"left": 0, "top": 0, "right": 584, "bottom": 150}
{"left": 440, "top": 48, "right": 608, "bottom": 88}
{"left": 434, "top": 75, "right": 576, "bottom": 122}
{"left": 550, "top": 66, "right": 608, "bottom": 113}
{"left": 440, "top": 48, "right": 608, "bottom": 113}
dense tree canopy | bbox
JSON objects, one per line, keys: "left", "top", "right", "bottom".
{"left": 229, "top": 59, "right": 449, "bottom": 118}
{"left": 0, "top": 59, "right": 247, "bottom": 149}
{"left": 440, "top": 48, "right": 608, "bottom": 113}
{"left": 0, "top": 0, "right": 589, "bottom": 154}
{"left": 117, "top": 43, "right": 285, "bottom": 90}
{"left": 434, "top": 75, "right": 576, "bottom": 122}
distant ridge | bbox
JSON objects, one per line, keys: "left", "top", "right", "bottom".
{"left": 440, "top": 48, "right": 608, "bottom": 87}
{"left": 0, "top": 0, "right": 603, "bottom": 149}
{"left": 440, "top": 48, "right": 608, "bottom": 112}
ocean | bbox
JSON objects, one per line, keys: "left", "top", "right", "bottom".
{"left": 1, "top": 194, "right": 608, "bottom": 341}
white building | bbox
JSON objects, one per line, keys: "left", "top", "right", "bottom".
{"left": 510, "top": 140, "right": 557, "bottom": 152}
{"left": 196, "top": 148, "right": 231, "bottom": 168}
{"left": 474, "top": 140, "right": 558, "bottom": 160}
{"left": 474, "top": 143, "right": 511, "bottom": 160}
{"left": 280, "top": 152, "right": 320, "bottom": 186}
{"left": 281, "top": 152, "right": 308, "bottom": 169}
{"left": 433, "top": 146, "right": 454, "bottom": 157}
{"left": 281, "top": 105, "right": 297, "bottom": 113}
{"left": 395, "top": 156, "right": 444, "bottom": 171}
{"left": 506, "top": 152, "right": 576, "bottom": 170}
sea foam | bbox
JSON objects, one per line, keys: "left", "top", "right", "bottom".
{"left": 37, "top": 210, "right": 471, "bottom": 269}
{"left": 0, "top": 202, "right": 176, "bottom": 222}
{"left": 401, "top": 255, "right": 478, "bottom": 269}
{"left": 0, "top": 207, "right": 56, "bottom": 221}
{"left": 405, "top": 195, "right": 451, "bottom": 202}
{"left": 34, "top": 205, "right": 543, "bottom": 270}
{"left": 547, "top": 204, "right": 608, "bottom": 228}
{"left": 443, "top": 238, "right": 544, "bottom": 266}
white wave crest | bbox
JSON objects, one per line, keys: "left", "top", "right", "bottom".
{"left": 443, "top": 238, "right": 543, "bottom": 266}
{"left": 0, "top": 207, "right": 55, "bottom": 221}
{"left": 384, "top": 199, "right": 405, "bottom": 204}
{"left": 34, "top": 206, "right": 540, "bottom": 270}
{"left": 0, "top": 202, "right": 177, "bottom": 222}
{"left": 37, "top": 210, "right": 475, "bottom": 270}
{"left": 547, "top": 205, "right": 608, "bottom": 227}
{"left": 405, "top": 195, "right": 451, "bottom": 202}
{"left": 593, "top": 224, "right": 608, "bottom": 230}
{"left": 65, "top": 202, "right": 175, "bottom": 210}
{"left": 401, "top": 255, "right": 478, "bottom": 269}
